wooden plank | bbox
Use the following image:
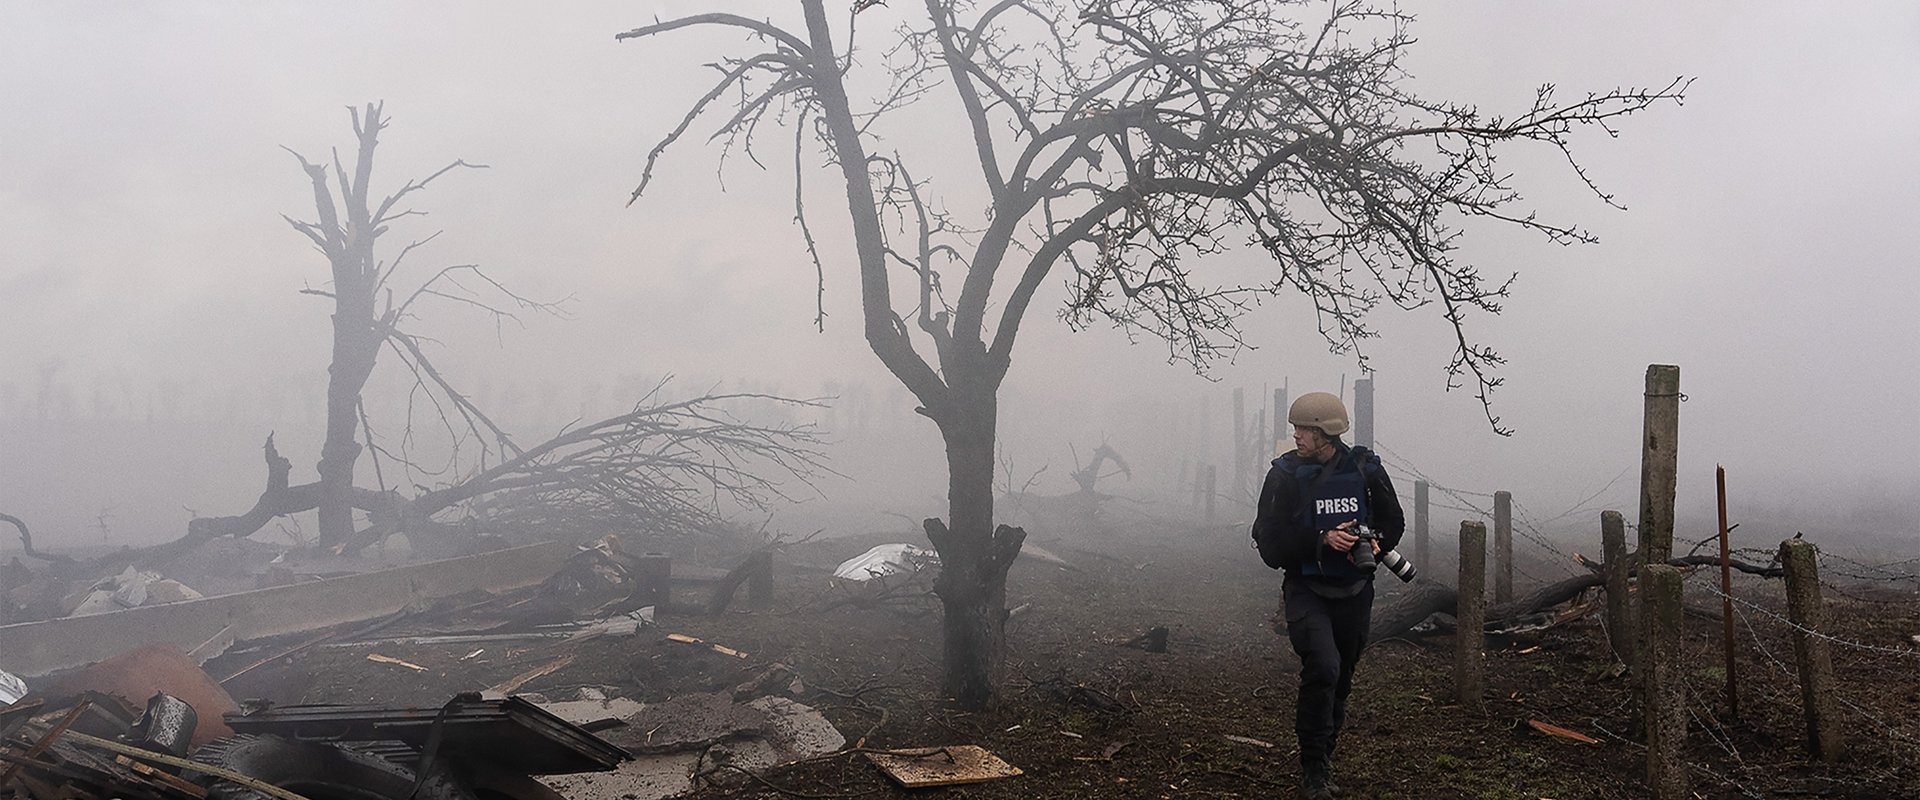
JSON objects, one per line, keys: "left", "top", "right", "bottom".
{"left": 866, "top": 745, "right": 1020, "bottom": 788}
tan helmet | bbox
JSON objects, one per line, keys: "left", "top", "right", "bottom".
{"left": 1288, "top": 392, "right": 1350, "bottom": 437}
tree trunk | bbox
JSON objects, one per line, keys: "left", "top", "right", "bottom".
{"left": 925, "top": 385, "right": 1024, "bottom": 710}
{"left": 316, "top": 322, "right": 376, "bottom": 545}
{"left": 315, "top": 224, "right": 381, "bottom": 546}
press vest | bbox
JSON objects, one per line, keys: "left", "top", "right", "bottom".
{"left": 1288, "top": 449, "right": 1373, "bottom": 582}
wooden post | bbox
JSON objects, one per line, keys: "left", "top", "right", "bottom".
{"left": 1353, "top": 377, "right": 1374, "bottom": 450}
{"left": 1273, "top": 386, "right": 1288, "bottom": 454}
{"left": 1204, "top": 465, "right": 1217, "bottom": 523}
{"left": 1642, "top": 564, "right": 1689, "bottom": 799}
{"left": 1233, "top": 388, "right": 1246, "bottom": 500}
{"left": 1638, "top": 364, "right": 1681, "bottom": 563}
{"left": 1414, "top": 480, "right": 1430, "bottom": 570}
{"left": 1601, "top": 510, "right": 1633, "bottom": 664}
{"left": 1455, "top": 520, "right": 1487, "bottom": 714}
{"left": 1780, "top": 538, "right": 1847, "bottom": 762}
{"left": 1715, "top": 466, "right": 1738, "bottom": 720}
{"left": 1493, "top": 490, "right": 1513, "bottom": 604}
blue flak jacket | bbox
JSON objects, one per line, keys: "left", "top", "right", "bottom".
{"left": 1293, "top": 455, "right": 1371, "bottom": 581}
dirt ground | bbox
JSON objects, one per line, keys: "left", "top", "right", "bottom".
{"left": 215, "top": 519, "right": 1920, "bottom": 800}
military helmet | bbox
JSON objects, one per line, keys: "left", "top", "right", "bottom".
{"left": 1287, "top": 391, "right": 1350, "bottom": 437}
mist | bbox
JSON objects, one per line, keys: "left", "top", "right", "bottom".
{"left": 3, "top": 0, "right": 1917, "bottom": 561}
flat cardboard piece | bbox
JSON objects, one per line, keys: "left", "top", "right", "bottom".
{"left": 866, "top": 744, "right": 1021, "bottom": 788}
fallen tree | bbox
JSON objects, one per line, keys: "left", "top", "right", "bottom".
{"left": 81, "top": 390, "right": 824, "bottom": 573}
{"left": 1368, "top": 550, "right": 1784, "bottom": 643}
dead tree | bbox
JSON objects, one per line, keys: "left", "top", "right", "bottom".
{"left": 1070, "top": 443, "right": 1131, "bottom": 496}
{"left": 281, "top": 102, "right": 539, "bottom": 547}
{"left": 619, "top": 0, "right": 1686, "bottom": 708}
{"left": 105, "top": 391, "right": 825, "bottom": 573}
{"left": 1369, "top": 550, "right": 1784, "bottom": 643}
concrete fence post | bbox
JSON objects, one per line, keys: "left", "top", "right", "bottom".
{"left": 1635, "top": 364, "right": 1680, "bottom": 718}
{"left": 1414, "top": 480, "right": 1430, "bottom": 570}
{"left": 1601, "top": 510, "right": 1634, "bottom": 664}
{"left": 1455, "top": 520, "right": 1487, "bottom": 714}
{"left": 1780, "top": 538, "right": 1847, "bottom": 762}
{"left": 1494, "top": 490, "right": 1513, "bottom": 604}
{"left": 1642, "top": 564, "right": 1689, "bottom": 799}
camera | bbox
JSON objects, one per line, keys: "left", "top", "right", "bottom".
{"left": 1347, "top": 524, "right": 1418, "bottom": 583}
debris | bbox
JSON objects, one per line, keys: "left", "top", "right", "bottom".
{"left": 540, "top": 693, "right": 841, "bottom": 800}
{"left": 115, "top": 755, "right": 210, "bottom": 798}
{"left": 489, "top": 655, "right": 576, "bottom": 695}
{"left": 665, "top": 632, "right": 748, "bottom": 659}
{"left": 866, "top": 745, "right": 1022, "bottom": 788}
{"left": 1517, "top": 645, "right": 1541, "bottom": 654}
{"left": 133, "top": 693, "right": 200, "bottom": 757}
{"left": 224, "top": 694, "right": 628, "bottom": 774}
{"left": 1528, "top": 719, "right": 1601, "bottom": 745}
{"left": 539, "top": 694, "right": 647, "bottom": 731}
{"left": 47, "top": 644, "right": 240, "bottom": 748}
{"left": 620, "top": 692, "right": 769, "bottom": 754}
{"left": 832, "top": 544, "right": 939, "bottom": 582}
{"left": 1223, "top": 734, "right": 1275, "bottom": 749}
{"left": 185, "top": 625, "right": 237, "bottom": 665}
{"left": 567, "top": 610, "right": 652, "bottom": 641}
{"left": 1121, "top": 626, "right": 1170, "bottom": 653}
{"left": 365, "top": 653, "right": 429, "bottom": 672}
{"left": 732, "top": 662, "right": 800, "bottom": 701}
{"left": 0, "top": 541, "right": 572, "bottom": 678}
{"left": 1059, "top": 730, "right": 1083, "bottom": 739}
{"left": 0, "top": 666, "right": 25, "bottom": 705}
{"left": 462, "top": 649, "right": 486, "bottom": 661}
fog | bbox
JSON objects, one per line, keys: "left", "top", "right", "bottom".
{"left": 3, "top": 2, "right": 1917, "bottom": 558}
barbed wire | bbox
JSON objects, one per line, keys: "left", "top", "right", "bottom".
{"left": 1697, "top": 580, "right": 1920, "bottom": 660}
{"left": 1722, "top": 585, "right": 1920, "bottom": 749}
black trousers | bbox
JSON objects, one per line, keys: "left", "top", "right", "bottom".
{"left": 1282, "top": 579, "right": 1374, "bottom": 764}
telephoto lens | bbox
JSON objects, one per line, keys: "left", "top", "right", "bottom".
{"left": 1379, "top": 550, "right": 1419, "bottom": 582}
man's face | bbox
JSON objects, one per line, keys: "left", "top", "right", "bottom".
{"left": 1292, "top": 425, "right": 1328, "bottom": 459}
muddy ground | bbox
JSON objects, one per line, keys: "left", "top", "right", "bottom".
{"left": 215, "top": 520, "right": 1920, "bottom": 799}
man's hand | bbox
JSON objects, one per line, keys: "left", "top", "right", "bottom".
{"left": 1323, "top": 521, "right": 1383, "bottom": 556}
{"left": 1324, "top": 521, "right": 1359, "bottom": 553}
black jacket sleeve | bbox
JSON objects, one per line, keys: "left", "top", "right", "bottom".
{"left": 1362, "top": 454, "right": 1406, "bottom": 555}
{"left": 1250, "top": 462, "right": 1319, "bottom": 571}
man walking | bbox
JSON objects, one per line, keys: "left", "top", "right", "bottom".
{"left": 1251, "top": 391, "right": 1405, "bottom": 799}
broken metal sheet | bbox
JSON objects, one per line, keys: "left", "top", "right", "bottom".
{"left": 0, "top": 667, "right": 25, "bottom": 705}
{"left": 0, "top": 541, "right": 572, "bottom": 678}
{"left": 832, "top": 544, "right": 938, "bottom": 582}
{"left": 224, "top": 694, "right": 628, "bottom": 775}
{"left": 866, "top": 745, "right": 1022, "bottom": 788}
{"left": 45, "top": 644, "right": 239, "bottom": 749}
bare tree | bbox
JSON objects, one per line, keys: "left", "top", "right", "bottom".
{"left": 618, "top": 0, "right": 1686, "bottom": 708}
{"left": 281, "top": 102, "right": 534, "bottom": 547}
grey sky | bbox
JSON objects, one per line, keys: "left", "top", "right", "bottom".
{"left": 2, "top": 2, "right": 1916, "bottom": 549}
